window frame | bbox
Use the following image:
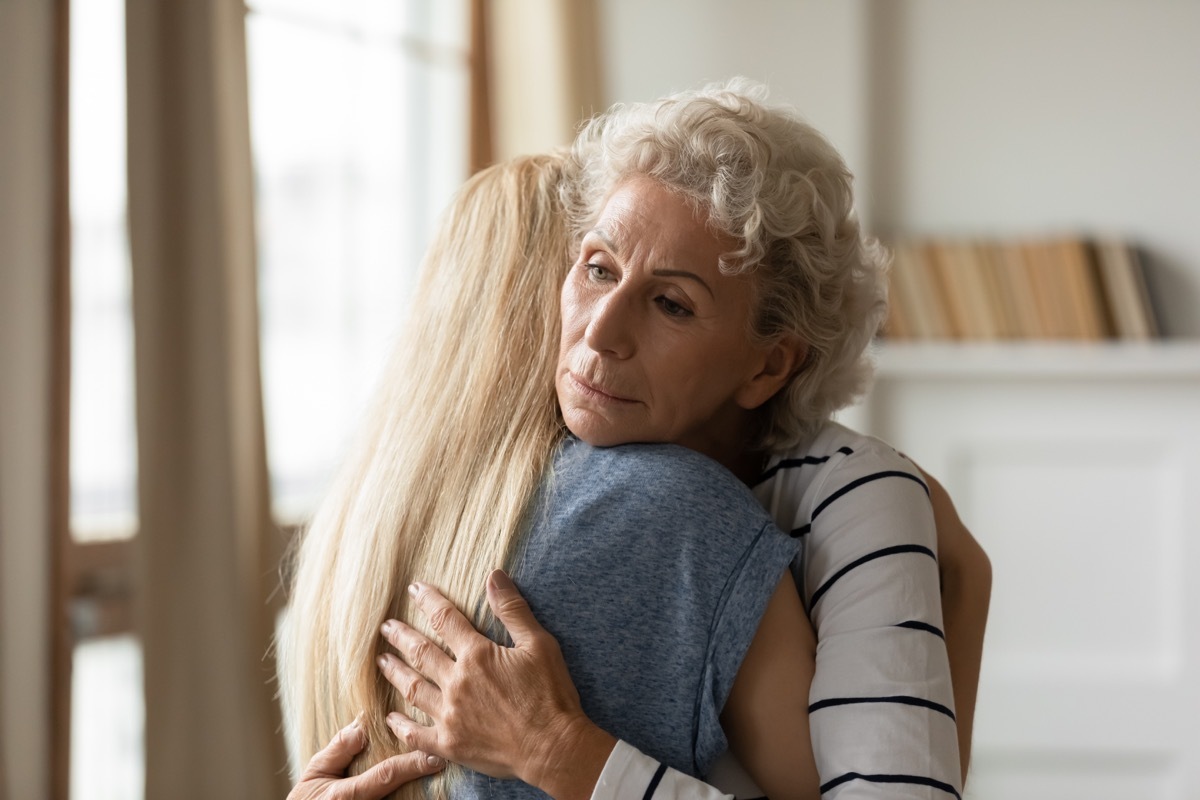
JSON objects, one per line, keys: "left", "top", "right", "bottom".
{"left": 50, "top": 0, "right": 139, "bottom": 796}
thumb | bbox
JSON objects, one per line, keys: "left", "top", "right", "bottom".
{"left": 303, "top": 716, "right": 367, "bottom": 779}
{"left": 485, "top": 569, "right": 545, "bottom": 647}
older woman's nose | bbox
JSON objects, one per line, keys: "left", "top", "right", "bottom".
{"left": 584, "top": 291, "right": 636, "bottom": 358}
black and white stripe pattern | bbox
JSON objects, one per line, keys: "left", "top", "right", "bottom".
{"left": 752, "top": 421, "right": 962, "bottom": 799}
{"left": 642, "top": 763, "right": 668, "bottom": 800}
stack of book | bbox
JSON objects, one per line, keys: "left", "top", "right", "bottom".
{"left": 883, "top": 238, "right": 1159, "bottom": 341}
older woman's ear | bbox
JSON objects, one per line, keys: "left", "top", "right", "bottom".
{"left": 735, "top": 335, "right": 807, "bottom": 411}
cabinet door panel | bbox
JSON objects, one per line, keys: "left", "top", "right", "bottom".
{"left": 850, "top": 373, "right": 1200, "bottom": 800}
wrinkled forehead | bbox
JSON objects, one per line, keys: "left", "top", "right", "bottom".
{"left": 588, "top": 177, "right": 737, "bottom": 267}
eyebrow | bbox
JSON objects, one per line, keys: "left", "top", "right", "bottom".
{"left": 586, "top": 228, "right": 715, "bottom": 298}
{"left": 652, "top": 269, "right": 714, "bottom": 298}
{"left": 588, "top": 228, "right": 622, "bottom": 257}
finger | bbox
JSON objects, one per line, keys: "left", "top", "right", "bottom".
{"left": 381, "top": 619, "right": 456, "bottom": 685}
{"left": 485, "top": 569, "right": 547, "bottom": 648}
{"left": 302, "top": 717, "right": 368, "bottom": 779}
{"left": 407, "top": 582, "right": 481, "bottom": 654}
{"left": 377, "top": 653, "right": 443, "bottom": 719}
{"left": 341, "top": 750, "right": 445, "bottom": 800}
{"left": 385, "top": 710, "right": 442, "bottom": 757}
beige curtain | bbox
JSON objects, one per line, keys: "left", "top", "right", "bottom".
{"left": 125, "top": 0, "right": 287, "bottom": 796}
{"left": 484, "top": 0, "right": 605, "bottom": 162}
{"left": 0, "top": 1, "right": 56, "bottom": 798}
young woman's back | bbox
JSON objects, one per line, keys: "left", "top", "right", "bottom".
{"left": 279, "top": 154, "right": 572, "bottom": 800}
{"left": 448, "top": 438, "right": 795, "bottom": 799}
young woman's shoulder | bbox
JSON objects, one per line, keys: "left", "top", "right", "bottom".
{"left": 554, "top": 438, "right": 771, "bottom": 524}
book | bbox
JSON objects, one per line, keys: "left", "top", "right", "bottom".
{"left": 882, "top": 251, "right": 914, "bottom": 339}
{"left": 1054, "top": 238, "right": 1110, "bottom": 339}
{"left": 991, "top": 241, "right": 1047, "bottom": 339}
{"left": 1093, "top": 239, "right": 1159, "bottom": 339}
{"left": 1018, "top": 241, "right": 1070, "bottom": 338}
{"left": 975, "top": 241, "right": 1023, "bottom": 339}
{"left": 889, "top": 241, "right": 953, "bottom": 339}
{"left": 928, "top": 240, "right": 1002, "bottom": 339}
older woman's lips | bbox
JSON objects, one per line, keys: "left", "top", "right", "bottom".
{"left": 568, "top": 372, "right": 636, "bottom": 404}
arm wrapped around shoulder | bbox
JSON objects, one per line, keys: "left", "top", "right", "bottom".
{"left": 803, "top": 442, "right": 963, "bottom": 798}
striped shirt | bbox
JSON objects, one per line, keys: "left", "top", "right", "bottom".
{"left": 592, "top": 422, "right": 962, "bottom": 800}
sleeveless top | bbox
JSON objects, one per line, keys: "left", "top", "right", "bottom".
{"left": 450, "top": 438, "right": 796, "bottom": 799}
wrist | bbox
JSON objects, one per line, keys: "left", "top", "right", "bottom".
{"left": 522, "top": 712, "right": 617, "bottom": 800}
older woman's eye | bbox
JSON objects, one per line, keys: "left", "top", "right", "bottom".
{"left": 586, "top": 263, "right": 612, "bottom": 281}
{"left": 656, "top": 296, "right": 693, "bottom": 318}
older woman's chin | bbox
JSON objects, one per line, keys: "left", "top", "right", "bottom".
{"left": 560, "top": 407, "right": 641, "bottom": 448}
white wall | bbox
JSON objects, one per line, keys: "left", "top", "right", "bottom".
{"left": 0, "top": 0, "right": 55, "bottom": 797}
{"left": 597, "top": 0, "right": 872, "bottom": 180}
{"left": 596, "top": 0, "right": 1200, "bottom": 336}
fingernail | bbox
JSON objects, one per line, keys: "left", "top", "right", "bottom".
{"left": 376, "top": 654, "right": 390, "bottom": 669}
{"left": 381, "top": 620, "right": 394, "bottom": 635}
{"left": 426, "top": 754, "right": 445, "bottom": 767}
{"left": 408, "top": 583, "right": 419, "bottom": 597}
{"left": 488, "top": 569, "right": 515, "bottom": 594}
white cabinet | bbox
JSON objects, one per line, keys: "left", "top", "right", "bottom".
{"left": 840, "top": 342, "right": 1200, "bottom": 800}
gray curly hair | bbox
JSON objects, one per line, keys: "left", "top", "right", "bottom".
{"left": 563, "top": 78, "right": 888, "bottom": 451}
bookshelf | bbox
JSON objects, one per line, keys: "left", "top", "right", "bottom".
{"left": 867, "top": 340, "right": 1200, "bottom": 379}
{"left": 883, "top": 238, "right": 1159, "bottom": 342}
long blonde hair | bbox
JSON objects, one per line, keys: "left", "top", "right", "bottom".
{"left": 277, "top": 153, "right": 572, "bottom": 798}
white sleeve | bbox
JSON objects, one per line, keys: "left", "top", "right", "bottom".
{"left": 801, "top": 445, "right": 962, "bottom": 799}
{"left": 590, "top": 740, "right": 735, "bottom": 800}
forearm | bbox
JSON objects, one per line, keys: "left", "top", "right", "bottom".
{"left": 941, "top": 542, "right": 992, "bottom": 782}
{"left": 804, "top": 449, "right": 962, "bottom": 795}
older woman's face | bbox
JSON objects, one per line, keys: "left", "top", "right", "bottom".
{"left": 556, "top": 176, "right": 784, "bottom": 464}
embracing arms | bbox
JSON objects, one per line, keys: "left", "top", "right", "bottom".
{"left": 380, "top": 568, "right": 819, "bottom": 800}
{"left": 289, "top": 470, "right": 989, "bottom": 799}
{"left": 794, "top": 443, "right": 963, "bottom": 797}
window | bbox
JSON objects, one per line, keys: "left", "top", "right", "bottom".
{"left": 63, "top": 0, "right": 143, "bottom": 798}
{"left": 246, "top": 0, "right": 471, "bottom": 523}
{"left": 68, "top": 0, "right": 137, "bottom": 542}
{"left": 56, "top": 1, "right": 473, "bottom": 796}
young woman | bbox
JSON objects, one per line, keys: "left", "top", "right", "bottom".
{"left": 279, "top": 151, "right": 818, "bottom": 800}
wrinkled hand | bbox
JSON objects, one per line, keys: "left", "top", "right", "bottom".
{"left": 287, "top": 717, "right": 444, "bottom": 800}
{"left": 376, "top": 569, "right": 615, "bottom": 796}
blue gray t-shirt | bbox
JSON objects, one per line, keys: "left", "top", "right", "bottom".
{"left": 451, "top": 438, "right": 797, "bottom": 798}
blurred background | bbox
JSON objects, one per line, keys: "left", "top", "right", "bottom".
{"left": 2, "top": 1, "right": 1197, "bottom": 798}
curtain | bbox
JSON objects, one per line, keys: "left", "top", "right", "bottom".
{"left": 0, "top": 0, "right": 57, "bottom": 797}
{"left": 125, "top": 0, "right": 287, "bottom": 796}
{"left": 480, "top": 0, "right": 605, "bottom": 163}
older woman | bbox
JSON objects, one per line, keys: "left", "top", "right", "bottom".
{"left": 556, "top": 80, "right": 965, "bottom": 796}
